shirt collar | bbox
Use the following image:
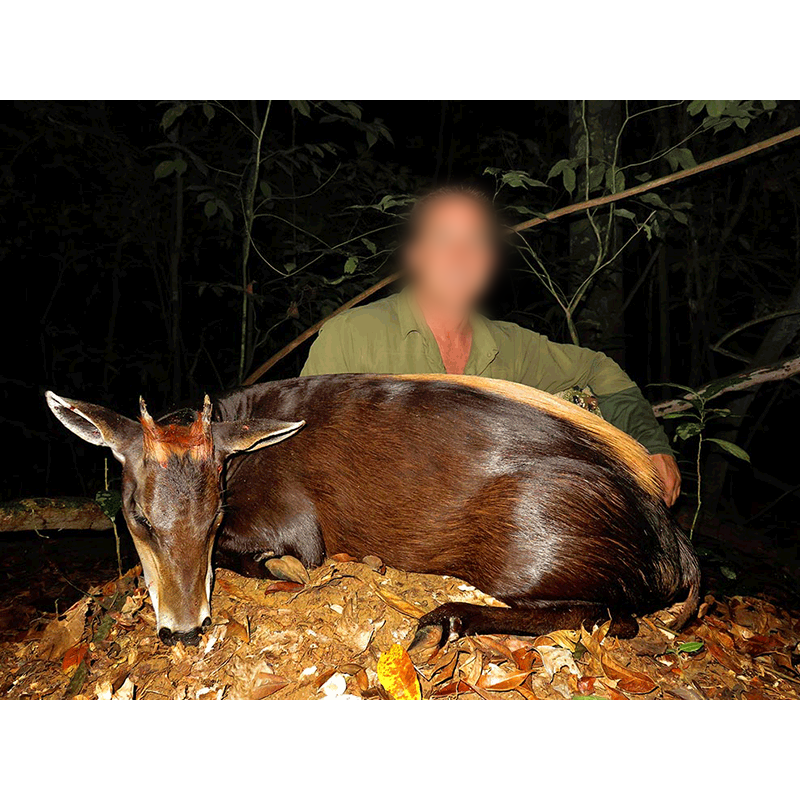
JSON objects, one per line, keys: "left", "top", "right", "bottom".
{"left": 396, "top": 287, "right": 499, "bottom": 373}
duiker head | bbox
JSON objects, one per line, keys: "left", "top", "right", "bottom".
{"left": 46, "top": 391, "right": 303, "bottom": 646}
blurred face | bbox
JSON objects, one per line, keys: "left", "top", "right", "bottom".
{"left": 406, "top": 194, "right": 498, "bottom": 317}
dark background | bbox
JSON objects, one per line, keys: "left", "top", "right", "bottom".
{"left": 2, "top": 101, "right": 798, "bottom": 596}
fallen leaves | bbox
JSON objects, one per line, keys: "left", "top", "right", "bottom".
{"left": 377, "top": 644, "right": 421, "bottom": 700}
{"left": 3, "top": 552, "right": 800, "bottom": 702}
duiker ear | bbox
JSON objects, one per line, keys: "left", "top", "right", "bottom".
{"left": 46, "top": 391, "right": 139, "bottom": 462}
{"left": 213, "top": 418, "right": 305, "bottom": 458}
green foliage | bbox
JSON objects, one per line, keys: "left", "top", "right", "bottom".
{"left": 654, "top": 382, "right": 752, "bottom": 537}
{"left": 160, "top": 102, "right": 187, "bottom": 130}
{"left": 95, "top": 488, "right": 121, "bottom": 520}
{"left": 705, "top": 438, "right": 750, "bottom": 463}
{"left": 153, "top": 159, "right": 187, "bottom": 179}
{"left": 687, "top": 100, "right": 775, "bottom": 133}
{"left": 484, "top": 167, "right": 549, "bottom": 190}
{"left": 547, "top": 158, "right": 579, "bottom": 194}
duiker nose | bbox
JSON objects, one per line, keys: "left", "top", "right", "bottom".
{"left": 158, "top": 626, "right": 204, "bottom": 647}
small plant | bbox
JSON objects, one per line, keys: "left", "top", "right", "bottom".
{"left": 656, "top": 383, "right": 750, "bottom": 537}
{"left": 95, "top": 459, "right": 123, "bottom": 578}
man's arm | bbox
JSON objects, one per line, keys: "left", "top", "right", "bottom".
{"left": 595, "top": 387, "right": 672, "bottom": 456}
{"left": 517, "top": 331, "right": 680, "bottom": 505}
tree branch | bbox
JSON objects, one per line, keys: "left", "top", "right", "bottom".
{"left": 652, "top": 355, "right": 800, "bottom": 416}
{"left": 0, "top": 498, "right": 112, "bottom": 533}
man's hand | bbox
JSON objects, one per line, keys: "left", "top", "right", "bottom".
{"left": 650, "top": 453, "right": 681, "bottom": 507}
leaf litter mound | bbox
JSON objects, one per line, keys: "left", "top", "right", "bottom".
{"left": 1, "top": 552, "right": 799, "bottom": 700}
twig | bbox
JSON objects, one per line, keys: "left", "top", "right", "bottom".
{"left": 711, "top": 309, "right": 800, "bottom": 356}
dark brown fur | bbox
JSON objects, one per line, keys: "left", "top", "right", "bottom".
{"left": 214, "top": 374, "right": 700, "bottom": 640}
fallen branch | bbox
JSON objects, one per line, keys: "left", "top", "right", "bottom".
{"left": 0, "top": 497, "right": 112, "bottom": 533}
{"left": 652, "top": 355, "right": 800, "bottom": 417}
{"left": 244, "top": 126, "right": 800, "bottom": 384}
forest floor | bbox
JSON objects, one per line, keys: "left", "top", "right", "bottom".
{"left": 0, "top": 529, "right": 798, "bottom": 700}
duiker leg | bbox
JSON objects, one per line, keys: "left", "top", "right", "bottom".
{"left": 411, "top": 600, "right": 638, "bottom": 648}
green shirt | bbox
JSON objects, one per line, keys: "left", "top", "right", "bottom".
{"left": 301, "top": 289, "right": 672, "bottom": 456}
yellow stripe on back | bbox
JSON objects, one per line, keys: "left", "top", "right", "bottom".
{"left": 393, "top": 373, "right": 662, "bottom": 497}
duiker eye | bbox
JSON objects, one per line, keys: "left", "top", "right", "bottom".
{"left": 131, "top": 505, "right": 154, "bottom": 533}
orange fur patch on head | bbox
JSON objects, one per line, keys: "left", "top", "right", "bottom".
{"left": 394, "top": 374, "right": 662, "bottom": 498}
{"left": 140, "top": 396, "right": 213, "bottom": 465}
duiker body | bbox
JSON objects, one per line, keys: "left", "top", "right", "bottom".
{"left": 47, "top": 374, "right": 699, "bottom": 647}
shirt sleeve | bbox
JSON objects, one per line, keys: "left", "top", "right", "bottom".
{"left": 596, "top": 387, "right": 674, "bottom": 456}
{"left": 300, "top": 314, "right": 354, "bottom": 376}
{"left": 516, "top": 330, "right": 672, "bottom": 455}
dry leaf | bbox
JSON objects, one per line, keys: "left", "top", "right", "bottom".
{"left": 320, "top": 673, "right": 347, "bottom": 698}
{"left": 477, "top": 669, "right": 532, "bottom": 691}
{"left": 705, "top": 640, "right": 742, "bottom": 674}
{"left": 113, "top": 678, "right": 135, "bottom": 700}
{"left": 432, "top": 680, "right": 472, "bottom": 697}
{"left": 512, "top": 648, "right": 541, "bottom": 672}
{"left": 600, "top": 653, "right": 657, "bottom": 694}
{"left": 362, "top": 555, "right": 385, "bottom": 574}
{"left": 264, "top": 581, "right": 304, "bottom": 595}
{"left": 473, "top": 635, "right": 517, "bottom": 663}
{"left": 461, "top": 650, "right": 484, "bottom": 685}
{"left": 265, "top": 555, "right": 309, "bottom": 585}
{"left": 330, "top": 553, "right": 358, "bottom": 562}
{"left": 61, "top": 642, "right": 88, "bottom": 674}
{"left": 226, "top": 616, "right": 250, "bottom": 643}
{"left": 534, "top": 630, "right": 581, "bottom": 651}
{"left": 375, "top": 588, "right": 425, "bottom": 619}
{"left": 377, "top": 643, "right": 422, "bottom": 700}
{"left": 38, "top": 597, "right": 89, "bottom": 661}
{"left": 430, "top": 649, "right": 460, "bottom": 684}
{"left": 599, "top": 679, "right": 629, "bottom": 700}
{"left": 251, "top": 674, "right": 290, "bottom": 699}
{"left": 535, "top": 645, "right": 580, "bottom": 680}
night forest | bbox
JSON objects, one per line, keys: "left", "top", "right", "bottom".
{"left": 2, "top": 100, "right": 799, "bottom": 701}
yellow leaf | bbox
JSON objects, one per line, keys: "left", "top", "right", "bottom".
{"left": 377, "top": 644, "right": 422, "bottom": 700}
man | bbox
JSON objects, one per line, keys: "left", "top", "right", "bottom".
{"left": 302, "top": 186, "right": 681, "bottom": 506}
